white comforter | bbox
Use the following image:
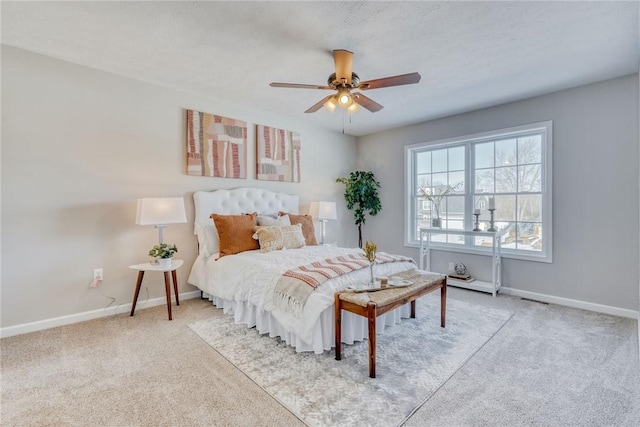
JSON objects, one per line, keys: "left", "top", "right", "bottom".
{"left": 188, "top": 246, "right": 416, "bottom": 344}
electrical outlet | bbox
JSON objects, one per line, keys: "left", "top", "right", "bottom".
{"left": 448, "top": 262, "right": 455, "bottom": 272}
{"left": 93, "top": 268, "right": 103, "bottom": 281}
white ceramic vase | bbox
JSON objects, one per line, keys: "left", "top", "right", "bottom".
{"left": 157, "top": 258, "right": 172, "bottom": 269}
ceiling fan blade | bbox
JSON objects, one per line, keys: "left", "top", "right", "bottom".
{"left": 333, "top": 49, "right": 353, "bottom": 85}
{"left": 352, "top": 92, "right": 384, "bottom": 112}
{"left": 304, "top": 95, "right": 335, "bottom": 113}
{"left": 357, "top": 72, "right": 421, "bottom": 90}
{"left": 270, "top": 82, "right": 332, "bottom": 90}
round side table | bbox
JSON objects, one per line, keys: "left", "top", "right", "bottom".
{"left": 128, "top": 259, "right": 184, "bottom": 320}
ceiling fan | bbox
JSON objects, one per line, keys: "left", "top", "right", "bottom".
{"left": 270, "top": 50, "right": 421, "bottom": 114}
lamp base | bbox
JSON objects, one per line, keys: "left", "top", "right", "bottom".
{"left": 319, "top": 219, "right": 327, "bottom": 245}
{"left": 155, "top": 224, "right": 168, "bottom": 244}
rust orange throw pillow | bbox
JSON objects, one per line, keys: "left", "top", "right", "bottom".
{"left": 211, "top": 212, "right": 259, "bottom": 257}
{"left": 279, "top": 212, "right": 318, "bottom": 246}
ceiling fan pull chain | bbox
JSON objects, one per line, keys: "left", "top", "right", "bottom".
{"left": 342, "top": 109, "right": 346, "bottom": 134}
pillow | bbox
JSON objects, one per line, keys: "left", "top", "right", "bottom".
{"left": 211, "top": 212, "right": 259, "bottom": 257}
{"left": 257, "top": 214, "right": 291, "bottom": 227}
{"left": 279, "top": 212, "right": 318, "bottom": 246}
{"left": 252, "top": 224, "right": 305, "bottom": 253}
{"left": 195, "top": 223, "right": 218, "bottom": 257}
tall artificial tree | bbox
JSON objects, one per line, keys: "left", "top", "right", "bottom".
{"left": 336, "top": 171, "right": 382, "bottom": 248}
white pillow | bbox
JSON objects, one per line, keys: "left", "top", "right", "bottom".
{"left": 195, "top": 223, "right": 219, "bottom": 257}
{"left": 257, "top": 215, "right": 291, "bottom": 227}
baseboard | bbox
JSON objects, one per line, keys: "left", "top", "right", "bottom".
{"left": 500, "top": 287, "right": 639, "bottom": 319}
{"left": 0, "top": 290, "right": 202, "bottom": 339}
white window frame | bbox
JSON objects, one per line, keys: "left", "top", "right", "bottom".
{"left": 404, "top": 121, "right": 553, "bottom": 263}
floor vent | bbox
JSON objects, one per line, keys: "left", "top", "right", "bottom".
{"left": 520, "top": 297, "right": 549, "bottom": 305}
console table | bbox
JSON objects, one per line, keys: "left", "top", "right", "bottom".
{"left": 419, "top": 228, "right": 504, "bottom": 297}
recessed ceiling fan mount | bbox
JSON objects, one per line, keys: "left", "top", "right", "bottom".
{"left": 270, "top": 49, "right": 421, "bottom": 114}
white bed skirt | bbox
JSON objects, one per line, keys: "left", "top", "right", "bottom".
{"left": 202, "top": 293, "right": 412, "bottom": 354}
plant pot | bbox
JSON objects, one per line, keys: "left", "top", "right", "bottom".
{"left": 157, "top": 258, "right": 172, "bottom": 269}
{"left": 431, "top": 218, "right": 442, "bottom": 228}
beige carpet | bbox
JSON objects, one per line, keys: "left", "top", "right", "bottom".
{"left": 1, "top": 300, "right": 303, "bottom": 426}
{"left": 2, "top": 288, "right": 639, "bottom": 426}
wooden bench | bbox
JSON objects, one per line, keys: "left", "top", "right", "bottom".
{"left": 334, "top": 269, "right": 447, "bottom": 378}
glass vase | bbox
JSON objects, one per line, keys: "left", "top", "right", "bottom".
{"left": 369, "top": 262, "right": 375, "bottom": 287}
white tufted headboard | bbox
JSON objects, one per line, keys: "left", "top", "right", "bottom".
{"left": 193, "top": 187, "right": 299, "bottom": 256}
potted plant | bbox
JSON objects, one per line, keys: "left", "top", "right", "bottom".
{"left": 418, "top": 183, "right": 461, "bottom": 228}
{"left": 148, "top": 243, "right": 178, "bottom": 269}
{"left": 336, "top": 171, "right": 381, "bottom": 248}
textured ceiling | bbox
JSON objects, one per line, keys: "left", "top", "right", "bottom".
{"left": 1, "top": 1, "right": 638, "bottom": 136}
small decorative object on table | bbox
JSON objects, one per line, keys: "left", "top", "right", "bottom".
{"left": 418, "top": 183, "right": 462, "bottom": 229}
{"left": 450, "top": 263, "right": 473, "bottom": 282}
{"left": 454, "top": 263, "right": 467, "bottom": 275}
{"left": 473, "top": 209, "right": 481, "bottom": 231}
{"left": 363, "top": 240, "right": 377, "bottom": 287}
{"left": 148, "top": 243, "right": 178, "bottom": 269}
{"left": 487, "top": 197, "right": 496, "bottom": 232}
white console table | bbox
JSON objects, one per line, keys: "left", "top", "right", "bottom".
{"left": 419, "top": 228, "right": 504, "bottom": 297}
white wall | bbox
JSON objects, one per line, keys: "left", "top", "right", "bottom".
{"left": 357, "top": 74, "right": 639, "bottom": 312}
{"left": 1, "top": 46, "right": 357, "bottom": 328}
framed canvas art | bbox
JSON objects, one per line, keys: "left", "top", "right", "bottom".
{"left": 256, "top": 124, "right": 301, "bottom": 182}
{"left": 186, "top": 109, "right": 247, "bottom": 179}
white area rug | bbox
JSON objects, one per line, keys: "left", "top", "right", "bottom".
{"left": 189, "top": 293, "right": 513, "bottom": 427}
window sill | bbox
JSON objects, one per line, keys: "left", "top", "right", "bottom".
{"left": 406, "top": 241, "right": 552, "bottom": 263}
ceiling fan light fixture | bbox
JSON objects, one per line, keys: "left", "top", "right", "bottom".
{"left": 323, "top": 96, "right": 338, "bottom": 112}
{"left": 347, "top": 102, "right": 360, "bottom": 114}
{"left": 337, "top": 88, "right": 351, "bottom": 105}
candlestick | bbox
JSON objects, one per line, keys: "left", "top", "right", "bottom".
{"left": 473, "top": 213, "right": 481, "bottom": 231}
{"left": 487, "top": 208, "right": 496, "bottom": 231}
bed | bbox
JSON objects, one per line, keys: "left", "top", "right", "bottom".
{"left": 187, "top": 187, "right": 418, "bottom": 354}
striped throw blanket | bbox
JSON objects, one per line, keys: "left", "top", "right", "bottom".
{"left": 273, "top": 252, "right": 415, "bottom": 316}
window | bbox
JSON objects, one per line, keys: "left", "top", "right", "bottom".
{"left": 405, "top": 121, "right": 552, "bottom": 262}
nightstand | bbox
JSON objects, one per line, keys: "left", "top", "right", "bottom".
{"left": 129, "top": 259, "right": 183, "bottom": 320}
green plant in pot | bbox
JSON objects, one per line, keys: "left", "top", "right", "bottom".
{"left": 336, "top": 171, "right": 381, "bottom": 248}
{"left": 148, "top": 243, "right": 178, "bottom": 269}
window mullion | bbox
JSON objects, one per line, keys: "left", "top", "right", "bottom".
{"left": 465, "top": 142, "right": 474, "bottom": 244}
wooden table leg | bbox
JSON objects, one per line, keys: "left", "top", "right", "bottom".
{"left": 441, "top": 281, "right": 447, "bottom": 328}
{"left": 410, "top": 299, "right": 416, "bottom": 318}
{"left": 163, "top": 271, "right": 172, "bottom": 321}
{"left": 368, "top": 302, "right": 377, "bottom": 378}
{"left": 130, "top": 271, "right": 144, "bottom": 317}
{"left": 171, "top": 269, "right": 180, "bottom": 306}
{"left": 335, "top": 293, "right": 342, "bottom": 360}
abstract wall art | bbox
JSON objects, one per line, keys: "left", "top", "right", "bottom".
{"left": 186, "top": 109, "right": 247, "bottom": 179}
{"left": 256, "top": 124, "right": 301, "bottom": 182}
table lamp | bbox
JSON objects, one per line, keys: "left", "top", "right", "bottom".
{"left": 309, "top": 201, "right": 337, "bottom": 245}
{"left": 136, "top": 197, "right": 187, "bottom": 244}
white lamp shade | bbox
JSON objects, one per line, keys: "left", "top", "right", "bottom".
{"left": 136, "top": 197, "right": 187, "bottom": 226}
{"left": 309, "top": 201, "right": 337, "bottom": 220}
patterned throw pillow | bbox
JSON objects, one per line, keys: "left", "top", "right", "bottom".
{"left": 211, "top": 212, "right": 259, "bottom": 257}
{"left": 278, "top": 212, "right": 318, "bottom": 246}
{"left": 253, "top": 224, "right": 305, "bottom": 253}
